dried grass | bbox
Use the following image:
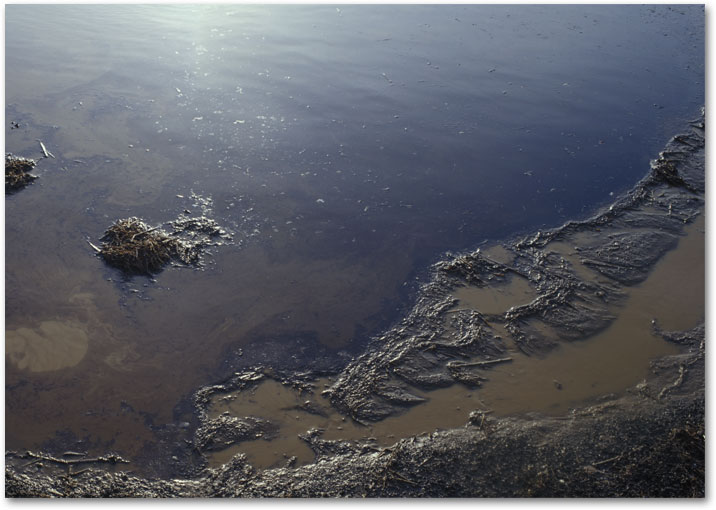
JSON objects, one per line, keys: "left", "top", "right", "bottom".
{"left": 100, "top": 217, "right": 184, "bottom": 275}
{"left": 6, "top": 154, "right": 37, "bottom": 192}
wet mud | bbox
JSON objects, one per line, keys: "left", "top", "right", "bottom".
{"left": 5, "top": 112, "right": 705, "bottom": 497}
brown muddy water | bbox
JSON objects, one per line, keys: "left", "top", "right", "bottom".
{"left": 205, "top": 215, "right": 702, "bottom": 470}
{"left": 4, "top": 4, "right": 704, "bottom": 478}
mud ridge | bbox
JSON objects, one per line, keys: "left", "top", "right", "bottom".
{"left": 324, "top": 111, "right": 704, "bottom": 424}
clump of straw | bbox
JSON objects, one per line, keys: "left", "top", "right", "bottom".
{"left": 6, "top": 154, "right": 38, "bottom": 193}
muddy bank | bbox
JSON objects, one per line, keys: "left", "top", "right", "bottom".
{"left": 5, "top": 111, "right": 705, "bottom": 497}
{"left": 5, "top": 328, "right": 704, "bottom": 496}
{"left": 324, "top": 112, "right": 704, "bottom": 424}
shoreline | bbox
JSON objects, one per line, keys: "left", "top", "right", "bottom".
{"left": 5, "top": 111, "right": 705, "bottom": 497}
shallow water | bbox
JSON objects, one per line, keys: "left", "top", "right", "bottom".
{"left": 4, "top": 4, "right": 704, "bottom": 475}
{"left": 451, "top": 274, "right": 537, "bottom": 316}
{"left": 207, "top": 214, "right": 703, "bottom": 469}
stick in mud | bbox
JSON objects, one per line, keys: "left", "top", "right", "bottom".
{"left": 447, "top": 357, "right": 513, "bottom": 368}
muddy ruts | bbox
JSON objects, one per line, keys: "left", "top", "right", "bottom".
{"left": 324, "top": 111, "right": 705, "bottom": 424}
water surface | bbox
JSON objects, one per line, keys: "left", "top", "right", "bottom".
{"left": 4, "top": 4, "right": 704, "bottom": 475}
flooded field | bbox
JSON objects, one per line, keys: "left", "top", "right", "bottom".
{"left": 4, "top": 4, "right": 704, "bottom": 485}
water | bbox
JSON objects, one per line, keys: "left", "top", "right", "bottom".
{"left": 4, "top": 4, "right": 704, "bottom": 475}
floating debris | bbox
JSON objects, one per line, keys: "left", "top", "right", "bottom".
{"left": 170, "top": 215, "right": 231, "bottom": 239}
{"left": 97, "top": 207, "right": 232, "bottom": 276}
{"left": 37, "top": 140, "right": 55, "bottom": 159}
{"left": 5, "top": 154, "right": 38, "bottom": 193}
{"left": 98, "top": 217, "right": 200, "bottom": 276}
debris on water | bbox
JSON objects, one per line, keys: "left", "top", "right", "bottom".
{"left": 37, "top": 140, "right": 55, "bottom": 159}
{"left": 86, "top": 239, "right": 102, "bottom": 253}
{"left": 96, "top": 199, "right": 232, "bottom": 277}
{"left": 6, "top": 154, "right": 38, "bottom": 193}
{"left": 170, "top": 215, "right": 231, "bottom": 240}
{"left": 98, "top": 217, "right": 202, "bottom": 276}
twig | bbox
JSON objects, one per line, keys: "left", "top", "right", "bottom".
{"left": 37, "top": 140, "right": 55, "bottom": 159}
{"left": 388, "top": 470, "right": 418, "bottom": 485}
{"left": 63, "top": 451, "right": 88, "bottom": 457}
{"left": 130, "top": 226, "right": 160, "bottom": 241}
{"left": 25, "top": 451, "right": 129, "bottom": 466}
{"left": 20, "top": 459, "right": 41, "bottom": 469}
{"left": 87, "top": 240, "right": 102, "bottom": 253}
{"left": 592, "top": 454, "right": 622, "bottom": 467}
{"left": 448, "top": 357, "right": 512, "bottom": 369}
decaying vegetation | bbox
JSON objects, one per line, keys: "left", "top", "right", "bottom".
{"left": 98, "top": 217, "right": 200, "bottom": 275}
{"left": 6, "top": 154, "right": 38, "bottom": 193}
{"left": 96, "top": 213, "right": 231, "bottom": 276}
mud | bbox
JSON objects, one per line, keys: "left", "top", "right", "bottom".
{"left": 4, "top": 111, "right": 705, "bottom": 497}
{"left": 5, "top": 331, "right": 705, "bottom": 496}
{"left": 325, "top": 112, "right": 704, "bottom": 424}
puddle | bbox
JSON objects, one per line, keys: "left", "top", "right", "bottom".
{"left": 207, "top": 377, "right": 478, "bottom": 470}
{"left": 473, "top": 214, "right": 703, "bottom": 416}
{"left": 207, "top": 379, "right": 362, "bottom": 469}
{"left": 450, "top": 274, "right": 536, "bottom": 316}
{"left": 208, "top": 214, "right": 702, "bottom": 469}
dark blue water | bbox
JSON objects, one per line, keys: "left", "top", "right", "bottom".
{"left": 4, "top": 4, "right": 704, "bottom": 470}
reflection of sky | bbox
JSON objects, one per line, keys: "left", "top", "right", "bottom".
{"left": 6, "top": 5, "right": 704, "bottom": 259}
{"left": 5, "top": 3, "right": 705, "bottom": 263}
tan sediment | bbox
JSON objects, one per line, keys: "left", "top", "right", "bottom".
{"left": 468, "top": 214, "right": 703, "bottom": 416}
{"left": 206, "top": 214, "right": 702, "bottom": 468}
{"left": 206, "top": 379, "right": 362, "bottom": 469}
{"left": 6, "top": 320, "right": 89, "bottom": 372}
{"left": 206, "top": 376, "right": 480, "bottom": 470}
